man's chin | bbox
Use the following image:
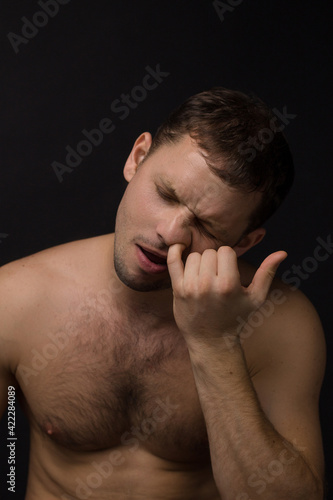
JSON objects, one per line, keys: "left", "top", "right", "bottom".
{"left": 114, "top": 260, "right": 171, "bottom": 292}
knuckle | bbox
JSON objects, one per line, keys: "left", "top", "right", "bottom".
{"left": 186, "top": 251, "right": 200, "bottom": 264}
{"left": 198, "top": 278, "right": 213, "bottom": 294}
{"left": 218, "top": 245, "right": 235, "bottom": 256}
{"left": 218, "top": 280, "right": 235, "bottom": 295}
{"left": 202, "top": 248, "right": 217, "bottom": 258}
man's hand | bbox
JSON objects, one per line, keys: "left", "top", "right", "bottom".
{"left": 167, "top": 244, "right": 287, "bottom": 343}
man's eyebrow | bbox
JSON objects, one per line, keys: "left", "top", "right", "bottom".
{"left": 157, "top": 177, "right": 178, "bottom": 196}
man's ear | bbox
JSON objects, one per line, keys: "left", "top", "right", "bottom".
{"left": 233, "top": 227, "right": 266, "bottom": 257}
{"left": 123, "top": 132, "right": 153, "bottom": 182}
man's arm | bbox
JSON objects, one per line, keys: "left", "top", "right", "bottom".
{"left": 0, "top": 266, "right": 20, "bottom": 420}
{"left": 0, "top": 260, "right": 41, "bottom": 418}
{"left": 167, "top": 245, "right": 325, "bottom": 500}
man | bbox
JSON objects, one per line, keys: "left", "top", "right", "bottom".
{"left": 0, "top": 88, "right": 326, "bottom": 499}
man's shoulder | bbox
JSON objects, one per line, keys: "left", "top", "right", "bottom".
{"left": 240, "top": 261, "right": 326, "bottom": 380}
{"left": 0, "top": 234, "right": 114, "bottom": 328}
{"left": 0, "top": 233, "right": 113, "bottom": 286}
{"left": 0, "top": 235, "right": 114, "bottom": 375}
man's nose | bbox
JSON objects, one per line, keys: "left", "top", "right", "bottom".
{"left": 156, "top": 209, "right": 192, "bottom": 249}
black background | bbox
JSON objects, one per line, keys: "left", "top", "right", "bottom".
{"left": 0, "top": 1, "right": 332, "bottom": 498}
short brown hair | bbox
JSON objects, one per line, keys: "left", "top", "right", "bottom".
{"left": 148, "top": 87, "right": 294, "bottom": 233}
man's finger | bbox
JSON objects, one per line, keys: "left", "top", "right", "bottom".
{"left": 249, "top": 251, "right": 287, "bottom": 302}
{"left": 167, "top": 243, "right": 186, "bottom": 290}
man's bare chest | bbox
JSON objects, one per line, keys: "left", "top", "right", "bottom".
{"left": 16, "top": 309, "right": 210, "bottom": 461}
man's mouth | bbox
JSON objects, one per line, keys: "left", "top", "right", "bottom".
{"left": 136, "top": 245, "right": 169, "bottom": 274}
{"left": 139, "top": 247, "right": 168, "bottom": 265}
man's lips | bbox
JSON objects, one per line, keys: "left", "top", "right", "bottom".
{"left": 135, "top": 245, "right": 168, "bottom": 274}
{"left": 138, "top": 246, "right": 168, "bottom": 265}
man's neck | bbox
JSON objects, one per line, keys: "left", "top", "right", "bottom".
{"left": 108, "top": 234, "right": 175, "bottom": 327}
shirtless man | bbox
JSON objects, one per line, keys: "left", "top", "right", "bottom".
{"left": 0, "top": 88, "right": 325, "bottom": 499}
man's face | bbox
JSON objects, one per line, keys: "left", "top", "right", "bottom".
{"left": 114, "top": 134, "right": 263, "bottom": 292}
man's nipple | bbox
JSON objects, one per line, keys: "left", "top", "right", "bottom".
{"left": 45, "top": 422, "right": 54, "bottom": 436}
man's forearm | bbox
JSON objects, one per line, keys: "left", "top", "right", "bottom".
{"left": 187, "top": 339, "right": 322, "bottom": 500}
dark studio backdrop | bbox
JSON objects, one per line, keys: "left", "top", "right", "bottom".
{"left": 0, "top": 1, "right": 332, "bottom": 498}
